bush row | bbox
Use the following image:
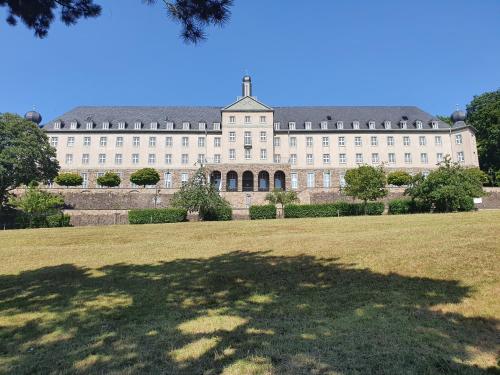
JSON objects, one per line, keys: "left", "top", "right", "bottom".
{"left": 249, "top": 205, "right": 277, "bottom": 220}
{"left": 284, "top": 201, "right": 385, "bottom": 218}
{"left": 14, "top": 213, "right": 71, "bottom": 228}
{"left": 387, "top": 199, "right": 431, "bottom": 215}
{"left": 201, "top": 205, "right": 233, "bottom": 221}
{"left": 128, "top": 208, "right": 187, "bottom": 224}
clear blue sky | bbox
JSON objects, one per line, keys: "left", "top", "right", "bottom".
{"left": 1, "top": 0, "right": 499, "bottom": 123}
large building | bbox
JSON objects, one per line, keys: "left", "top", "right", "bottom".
{"left": 39, "top": 76, "right": 478, "bottom": 204}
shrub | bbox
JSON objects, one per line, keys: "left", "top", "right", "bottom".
{"left": 387, "top": 171, "right": 412, "bottom": 186}
{"left": 365, "top": 202, "right": 385, "bottom": 215}
{"left": 130, "top": 168, "right": 160, "bottom": 188}
{"left": 284, "top": 202, "right": 384, "bottom": 218}
{"left": 14, "top": 212, "right": 71, "bottom": 228}
{"left": 202, "top": 205, "right": 232, "bottom": 221}
{"left": 128, "top": 208, "right": 187, "bottom": 224}
{"left": 249, "top": 205, "right": 276, "bottom": 220}
{"left": 96, "top": 172, "right": 121, "bottom": 188}
{"left": 388, "top": 199, "right": 432, "bottom": 215}
{"left": 45, "top": 214, "right": 71, "bottom": 227}
{"left": 458, "top": 196, "right": 475, "bottom": 212}
{"left": 54, "top": 173, "right": 83, "bottom": 187}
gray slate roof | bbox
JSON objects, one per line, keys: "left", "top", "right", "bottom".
{"left": 43, "top": 105, "right": 454, "bottom": 131}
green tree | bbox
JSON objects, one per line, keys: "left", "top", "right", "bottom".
{"left": 436, "top": 115, "right": 453, "bottom": 126}
{"left": 130, "top": 168, "right": 160, "bottom": 188}
{"left": 55, "top": 172, "right": 83, "bottom": 187}
{"left": 344, "top": 165, "right": 387, "bottom": 212}
{"left": 8, "top": 184, "right": 64, "bottom": 228}
{"left": 0, "top": 113, "right": 59, "bottom": 208}
{"left": 265, "top": 189, "right": 299, "bottom": 217}
{"left": 464, "top": 168, "right": 489, "bottom": 186}
{"left": 405, "top": 156, "right": 484, "bottom": 212}
{"left": 466, "top": 89, "right": 500, "bottom": 173}
{"left": 96, "top": 172, "right": 121, "bottom": 188}
{"left": 387, "top": 171, "right": 412, "bottom": 187}
{"left": 171, "top": 167, "right": 231, "bottom": 220}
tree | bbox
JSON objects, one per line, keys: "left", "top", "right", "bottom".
{"left": 466, "top": 89, "right": 500, "bottom": 173}
{"left": 0, "top": 113, "right": 59, "bottom": 208}
{"left": 387, "top": 171, "right": 412, "bottom": 187}
{"left": 463, "top": 168, "right": 489, "bottom": 186}
{"left": 171, "top": 167, "right": 231, "bottom": 220}
{"left": 8, "top": 184, "right": 64, "bottom": 227}
{"left": 265, "top": 189, "right": 299, "bottom": 217}
{"left": 1, "top": 0, "right": 233, "bottom": 43}
{"left": 344, "top": 165, "right": 387, "bottom": 212}
{"left": 96, "top": 172, "right": 121, "bottom": 188}
{"left": 405, "top": 156, "right": 484, "bottom": 212}
{"left": 130, "top": 168, "right": 160, "bottom": 188}
{"left": 55, "top": 172, "right": 83, "bottom": 187}
{"left": 436, "top": 115, "right": 453, "bottom": 126}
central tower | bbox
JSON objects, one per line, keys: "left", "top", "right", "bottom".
{"left": 242, "top": 75, "right": 252, "bottom": 97}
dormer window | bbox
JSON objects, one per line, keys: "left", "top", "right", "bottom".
{"left": 416, "top": 120, "right": 423, "bottom": 129}
{"left": 54, "top": 121, "right": 61, "bottom": 129}
{"left": 305, "top": 121, "right": 312, "bottom": 130}
{"left": 384, "top": 121, "right": 391, "bottom": 130}
{"left": 199, "top": 122, "right": 206, "bottom": 131}
{"left": 102, "top": 122, "right": 109, "bottom": 130}
{"left": 321, "top": 121, "right": 328, "bottom": 130}
{"left": 134, "top": 122, "right": 142, "bottom": 130}
{"left": 118, "top": 122, "right": 125, "bottom": 130}
{"left": 337, "top": 121, "right": 344, "bottom": 130}
{"left": 213, "top": 122, "right": 221, "bottom": 131}
{"left": 150, "top": 122, "right": 158, "bottom": 130}
{"left": 166, "top": 122, "right": 174, "bottom": 130}
{"left": 369, "top": 121, "right": 376, "bottom": 130}
{"left": 274, "top": 122, "right": 280, "bottom": 131}
{"left": 400, "top": 121, "right": 407, "bottom": 129}
{"left": 353, "top": 121, "right": 360, "bottom": 130}
{"left": 182, "top": 122, "right": 190, "bottom": 130}
{"left": 86, "top": 122, "right": 93, "bottom": 130}
{"left": 288, "top": 122, "right": 296, "bottom": 130}
{"left": 70, "top": 121, "right": 78, "bottom": 130}
{"left": 432, "top": 120, "right": 439, "bottom": 129}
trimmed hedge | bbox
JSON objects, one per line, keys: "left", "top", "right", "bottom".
{"left": 249, "top": 205, "right": 276, "bottom": 220}
{"left": 284, "top": 202, "right": 384, "bottom": 218}
{"left": 128, "top": 208, "right": 187, "bottom": 224}
{"left": 202, "top": 205, "right": 233, "bottom": 221}
{"left": 388, "top": 199, "right": 431, "bottom": 215}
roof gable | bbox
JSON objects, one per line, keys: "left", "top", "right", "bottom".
{"left": 222, "top": 96, "right": 273, "bottom": 112}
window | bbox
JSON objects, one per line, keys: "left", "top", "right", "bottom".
{"left": 213, "top": 122, "right": 221, "bottom": 131}
{"left": 118, "top": 122, "right": 125, "bottom": 130}
{"left": 67, "top": 137, "right": 75, "bottom": 147}
{"left": 339, "top": 153, "right": 347, "bottom": 164}
{"left": 54, "top": 121, "right": 61, "bottom": 130}
{"left": 181, "top": 173, "right": 189, "bottom": 186}
{"left": 134, "top": 122, "right": 141, "bottom": 130}
{"left": 148, "top": 154, "right": 156, "bottom": 165}
{"left": 165, "top": 136, "right": 173, "bottom": 147}
{"left": 100, "top": 136, "right": 107, "bottom": 147}
{"left": 437, "top": 153, "right": 444, "bottom": 163}
{"left": 321, "top": 121, "right": 328, "bottom": 130}
{"left": 388, "top": 153, "right": 396, "bottom": 164}
{"left": 338, "top": 136, "right": 345, "bottom": 146}
{"left": 435, "top": 136, "right": 442, "bottom": 145}
{"left": 353, "top": 121, "right": 360, "bottom": 130}
{"left": 356, "top": 153, "right": 363, "bottom": 164}
{"left": 455, "top": 134, "right": 463, "bottom": 144}
{"left": 288, "top": 122, "right": 296, "bottom": 130}
{"left": 339, "top": 173, "right": 346, "bottom": 188}
{"left": 82, "top": 154, "right": 89, "bottom": 164}
{"left": 289, "top": 136, "right": 297, "bottom": 147}
{"left": 322, "top": 153, "right": 330, "bottom": 164}
{"left": 199, "top": 122, "right": 206, "bottom": 131}
{"left": 83, "top": 137, "right": 91, "bottom": 146}
{"left": 323, "top": 172, "right": 331, "bottom": 188}
{"left": 416, "top": 121, "right": 423, "bottom": 129}
{"left": 274, "top": 122, "right": 280, "bottom": 130}
{"left": 400, "top": 121, "right": 407, "bottom": 129}
{"left": 229, "top": 131, "right": 236, "bottom": 142}
{"left": 404, "top": 153, "right": 412, "bottom": 164}
{"left": 354, "top": 136, "right": 362, "bottom": 146}
{"left": 229, "top": 149, "right": 236, "bottom": 160}
{"left": 116, "top": 137, "right": 123, "bottom": 147}
{"left": 306, "top": 154, "right": 313, "bottom": 164}
{"left": 229, "top": 116, "right": 236, "bottom": 124}
{"left": 166, "top": 122, "right": 174, "bottom": 130}
{"left": 133, "top": 136, "right": 140, "bottom": 147}
{"left": 260, "top": 149, "right": 267, "bottom": 160}
{"left": 432, "top": 121, "right": 439, "bottom": 129}
{"left": 322, "top": 136, "right": 329, "bottom": 147}
{"left": 70, "top": 121, "right": 77, "bottom": 130}
{"left": 182, "top": 137, "right": 189, "bottom": 147}
{"left": 290, "top": 154, "right": 297, "bottom": 164}
{"left": 214, "top": 154, "right": 221, "bottom": 163}
{"left": 384, "top": 121, "right": 391, "bottom": 130}
{"left": 245, "top": 149, "right": 251, "bottom": 160}
{"left": 307, "top": 172, "right": 315, "bottom": 188}
{"left": 198, "top": 137, "right": 205, "bottom": 147}
{"left": 306, "top": 137, "right": 313, "bottom": 147}
{"left": 370, "top": 136, "right": 378, "bottom": 146}
{"left": 132, "top": 154, "right": 139, "bottom": 164}
{"left": 305, "top": 121, "right": 312, "bottom": 130}
{"left": 197, "top": 154, "right": 205, "bottom": 163}
{"left": 149, "top": 136, "right": 156, "bottom": 147}
{"left": 260, "top": 116, "right": 266, "bottom": 124}
{"left": 244, "top": 131, "right": 252, "bottom": 146}
{"left": 164, "top": 172, "right": 172, "bottom": 188}
{"left": 291, "top": 173, "right": 298, "bottom": 189}
{"left": 273, "top": 154, "right": 281, "bottom": 163}
{"left": 245, "top": 116, "right": 251, "bottom": 124}
{"left": 419, "top": 136, "right": 427, "bottom": 146}
{"left": 369, "top": 121, "right": 376, "bottom": 130}
{"left": 115, "top": 153, "right": 122, "bottom": 165}
{"left": 150, "top": 122, "right": 158, "bottom": 130}
{"left": 403, "top": 136, "right": 410, "bottom": 146}
{"left": 387, "top": 136, "right": 394, "bottom": 146}
{"left": 65, "top": 154, "right": 73, "bottom": 164}
{"left": 101, "top": 122, "right": 109, "bottom": 130}
{"left": 337, "top": 121, "right": 344, "bottom": 130}
{"left": 182, "top": 154, "right": 189, "bottom": 164}
{"left": 457, "top": 151, "right": 465, "bottom": 162}
{"left": 372, "top": 153, "right": 379, "bottom": 164}
{"left": 260, "top": 131, "right": 267, "bottom": 142}
{"left": 274, "top": 137, "right": 281, "bottom": 147}
{"left": 96, "top": 172, "right": 105, "bottom": 188}
{"left": 86, "top": 122, "right": 93, "bottom": 130}
{"left": 182, "top": 122, "right": 190, "bottom": 130}
{"left": 50, "top": 137, "right": 58, "bottom": 147}
{"left": 81, "top": 173, "right": 88, "bottom": 188}
{"left": 165, "top": 154, "right": 172, "bottom": 164}
{"left": 420, "top": 153, "right": 428, "bottom": 164}
{"left": 98, "top": 153, "right": 106, "bottom": 164}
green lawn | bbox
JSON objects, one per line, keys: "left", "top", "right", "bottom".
{"left": 1, "top": 211, "right": 499, "bottom": 374}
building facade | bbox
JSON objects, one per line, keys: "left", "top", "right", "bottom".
{"left": 41, "top": 76, "right": 479, "bottom": 201}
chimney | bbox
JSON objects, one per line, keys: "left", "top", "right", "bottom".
{"left": 242, "top": 75, "right": 252, "bottom": 97}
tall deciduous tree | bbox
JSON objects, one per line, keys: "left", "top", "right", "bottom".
{"left": 344, "top": 165, "right": 387, "bottom": 211}
{"left": 0, "top": 113, "right": 59, "bottom": 207}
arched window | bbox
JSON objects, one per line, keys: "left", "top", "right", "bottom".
{"left": 227, "top": 171, "right": 238, "bottom": 192}
{"left": 242, "top": 171, "right": 254, "bottom": 192}
{"left": 258, "top": 171, "right": 270, "bottom": 191}
{"left": 274, "top": 171, "right": 286, "bottom": 190}
{"left": 211, "top": 171, "right": 222, "bottom": 191}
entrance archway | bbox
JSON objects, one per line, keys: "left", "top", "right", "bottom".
{"left": 242, "top": 171, "right": 254, "bottom": 192}
{"left": 258, "top": 171, "right": 270, "bottom": 191}
{"left": 211, "top": 171, "right": 222, "bottom": 191}
{"left": 274, "top": 170, "right": 286, "bottom": 190}
{"left": 227, "top": 171, "right": 238, "bottom": 192}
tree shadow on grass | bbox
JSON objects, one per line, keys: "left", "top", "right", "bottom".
{"left": 0, "top": 251, "right": 498, "bottom": 374}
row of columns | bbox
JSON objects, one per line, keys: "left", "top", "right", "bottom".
{"left": 210, "top": 170, "right": 286, "bottom": 192}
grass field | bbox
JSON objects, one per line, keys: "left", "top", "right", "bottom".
{"left": 0, "top": 211, "right": 499, "bottom": 374}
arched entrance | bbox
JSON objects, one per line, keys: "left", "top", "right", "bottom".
{"left": 210, "top": 171, "right": 222, "bottom": 191}
{"left": 242, "top": 171, "right": 254, "bottom": 192}
{"left": 226, "top": 171, "right": 238, "bottom": 192}
{"left": 274, "top": 170, "right": 286, "bottom": 190}
{"left": 258, "top": 171, "right": 270, "bottom": 191}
